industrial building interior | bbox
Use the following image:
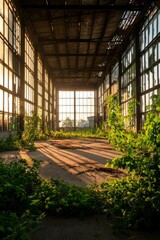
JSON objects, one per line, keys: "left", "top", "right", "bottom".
{"left": 1, "top": 1, "right": 160, "bottom": 239}
{"left": 0, "top": 0, "right": 160, "bottom": 134}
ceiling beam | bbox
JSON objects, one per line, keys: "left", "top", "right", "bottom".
{"left": 46, "top": 53, "right": 110, "bottom": 57}
{"left": 28, "top": 11, "right": 106, "bottom": 22}
{"left": 52, "top": 68, "right": 104, "bottom": 72}
{"left": 55, "top": 83, "right": 97, "bottom": 90}
{"left": 53, "top": 76, "right": 93, "bottom": 79}
{"left": 21, "top": 4, "right": 144, "bottom": 11}
{"left": 39, "top": 38, "right": 112, "bottom": 44}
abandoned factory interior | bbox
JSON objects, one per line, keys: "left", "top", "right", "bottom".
{"left": 0, "top": 0, "right": 160, "bottom": 134}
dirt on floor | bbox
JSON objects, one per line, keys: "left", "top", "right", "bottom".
{"left": 1, "top": 138, "right": 160, "bottom": 240}
{"left": 0, "top": 138, "right": 125, "bottom": 187}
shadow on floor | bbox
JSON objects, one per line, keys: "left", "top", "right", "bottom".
{"left": 32, "top": 215, "right": 160, "bottom": 240}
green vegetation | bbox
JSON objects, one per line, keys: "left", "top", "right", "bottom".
{"left": 102, "top": 94, "right": 160, "bottom": 229}
{"left": 0, "top": 159, "right": 44, "bottom": 240}
{"left": 1, "top": 95, "right": 160, "bottom": 238}
{"left": 0, "top": 113, "right": 108, "bottom": 151}
{"left": 105, "top": 95, "right": 138, "bottom": 153}
{"left": 21, "top": 113, "right": 41, "bottom": 149}
{"left": 0, "top": 159, "right": 102, "bottom": 239}
{"left": 62, "top": 117, "right": 74, "bottom": 128}
{"left": 0, "top": 113, "right": 49, "bottom": 151}
{"left": 34, "top": 179, "right": 101, "bottom": 218}
{"left": 0, "top": 135, "right": 22, "bottom": 151}
{"left": 51, "top": 126, "right": 107, "bottom": 139}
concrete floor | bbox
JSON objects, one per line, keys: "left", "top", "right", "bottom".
{"left": 0, "top": 138, "right": 125, "bottom": 186}
{"left": 22, "top": 138, "right": 125, "bottom": 186}
{"left": 1, "top": 138, "right": 160, "bottom": 240}
{"left": 32, "top": 215, "right": 160, "bottom": 240}
{"left": 32, "top": 215, "right": 119, "bottom": 240}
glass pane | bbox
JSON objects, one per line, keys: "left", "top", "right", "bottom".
{"left": 0, "top": 112, "right": 2, "bottom": 130}
{"left": 4, "top": 91, "right": 8, "bottom": 112}
{"left": 59, "top": 90, "right": 95, "bottom": 128}
{"left": 0, "top": 37, "right": 3, "bottom": 59}
{"left": 0, "top": 64, "right": 3, "bottom": 86}
{"left": 154, "top": 66, "right": 158, "bottom": 86}
{"left": 0, "top": 89, "right": 3, "bottom": 111}
{"left": 4, "top": 113, "right": 8, "bottom": 130}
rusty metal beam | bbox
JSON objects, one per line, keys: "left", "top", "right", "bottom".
{"left": 21, "top": 4, "right": 144, "bottom": 11}
{"left": 46, "top": 53, "right": 110, "bottom": 57}
{"left": 52, "top": 68, "right": 104, "bottom": 72}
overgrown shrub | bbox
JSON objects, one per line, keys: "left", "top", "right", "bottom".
{"left": 21, "top": 113, "right": 41, "bottom": 149}
{"left": 1, "top": 95, "right": 160, "bottom": 237}
{"left": 0, "top": 159, "right": 103, "bottom": 239}
{"left": 0, "top": 159, "right": 44, "bottom": 240}
{"left": 0, "top": 113, "right": 48, "bottom": 151}
{"left": 100, "top": 175, "right": 160, "bottom": 229}
{"left": 51, "top": 127, "right": 107, "bottom": 139}
{"left": 103, "top": 94, "right": 160, "bottom": 229}
{"left": 105, "top": 95, "right": 138, "bottom": 153}
{"left": 0, "top": 135, "right": 22, "bottom": 151}
{"left": 34, "top": 178, "right": 102, "bottom": 218}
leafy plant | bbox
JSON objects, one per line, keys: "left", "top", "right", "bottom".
{"left": 109, "top": 94, "right": 160, "bottom": 172}
{"left": 51, "top": 127, "right": 107, "bottom": 139}
{"left": 105, "top": 95, "right": 124, "bottom": 131}
{"left": 0, "top": 135, "right": 22, "bottom": 151}
{"left": 103, "top": 94, "right": 160, "bottom": 229}
{"left": 34, "top": 178, "right": 102, "bottom": 218}
{"left": 21, "top": 112, "right": 41, "bottom": 149}
{"left": 105, "top": 95, "right": 138, "bottom": 153}
{"left": 0, "top": 159, "right": 44, "bottom": 240}
{"left": 62, "top": 117, "right": 74, "bottom": 128}
{"left": 1, "top": 94, "right": 160, "bottom": 236}
{"left": 100, "top": 174, "right": 160, "bottom": 229}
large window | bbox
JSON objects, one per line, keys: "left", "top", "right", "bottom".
{"left": 53, "top": 87, "right": 57, "bottom": 129}
{"left": 111, "top": 62, "right": 119, "bottom": 95}
{"left": 76, "top": 91, "right": 95, "bottom": 128}
{"left": 37, "top": 55, "right": 43, "bottom": 118}
{"left": 24, "top": 34, "right": 34, "bottom": 115}
{"left": 49, "top": 80, "right": 53, "bottom": 128}
{"left": 0, "top": 0, "right": 21, "bottom": 130}
{"left": 44, "top": 69, "right": 49, "bottom": 123}
{"left": 59, "top": 91, "right": 74, "bottom": 128}
{"left": 0, "top": 0, "right": 55, "bottom": 132}
{"left": 121, "top": 40, "right": 136, "bottom": 127}
{"left": 140, "top": 5, "right": 160, "bottom": 125}
{"left": 98, "top": 84, "right": 103, "bottom": 120}
{"left": 59, "top": 91, "right": 95, "bottom": 128}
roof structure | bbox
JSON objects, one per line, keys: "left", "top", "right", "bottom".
{"left": 15, "top": 0, "right": 153, "bottom": 89}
